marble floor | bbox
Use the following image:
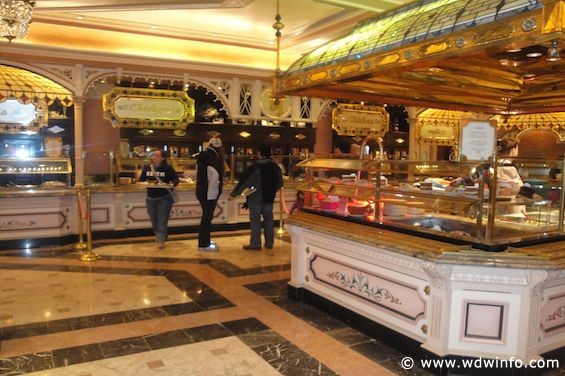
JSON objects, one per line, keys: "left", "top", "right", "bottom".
{"left": 0, "top": 231, "right": 562, "bottom": 376}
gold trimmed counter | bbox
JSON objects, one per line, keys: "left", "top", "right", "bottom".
{"left": 0, "top": 184, "right": 296, "bottom": 245}
{"left": 285, "top": 211, "right": 565, "bottom": 361}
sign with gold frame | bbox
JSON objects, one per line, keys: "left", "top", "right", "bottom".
{"left": 0, "top": 99, "right": 48, "bottom": 134}
{"left": 332, "top": 104, "right": 389, "bottom": 136}
{"left": 102, "top": 88, "right": 195, "bottom": 129}
{"left": 459, "top": 120, "right": 496, "bottom": 161}
{"left": 416, "top": 119, "right": 458, "bottom": 145}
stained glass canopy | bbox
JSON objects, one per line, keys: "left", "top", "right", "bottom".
{"left": 286, "top": 0, "right": 542, "bottom": 74}
{"left": 0, "top": 65, "right": 74, "bottom": 107}
{"left": 281, "top": 0, "right": 565, "bottom": 114}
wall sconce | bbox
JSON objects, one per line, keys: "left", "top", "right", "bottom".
{"left": 547, "top": 40, "right": 561, "bottom": 62}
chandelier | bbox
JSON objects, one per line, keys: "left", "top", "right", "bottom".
{"left": 0, "top": 0, "right": 35, "bottom": 42}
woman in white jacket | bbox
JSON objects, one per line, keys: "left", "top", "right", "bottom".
{"left": 496, "top": 138, "right": 524, "bottom": 214}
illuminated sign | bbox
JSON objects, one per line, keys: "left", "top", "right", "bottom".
{"left": 102, "top": 88, "right": 195, "bottom": 129}
{"left": 332, "top": 104, "right": 389, "bottom": 136}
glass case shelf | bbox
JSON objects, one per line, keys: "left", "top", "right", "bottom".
{"left": 296, "top": 156, "right": 564, "bottom": 250}
{"left": 0, "top": 157, "right": 72, "bottom": 187}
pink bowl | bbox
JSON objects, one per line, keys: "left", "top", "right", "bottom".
{"left": 320, "top": 200, "right": 339, "bottom": 211}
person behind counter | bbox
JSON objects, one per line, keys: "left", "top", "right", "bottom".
{"left": 496, "top": 138, "right": 523, "bottom": 197}
{"left": 138, "top": 149, "right": 179, "bottom": 249}
{"left": 450, "top": 139, "right": 523, "bottom": 193}
{"left": 195, "top": 136, "right": 225, "bottom": 252}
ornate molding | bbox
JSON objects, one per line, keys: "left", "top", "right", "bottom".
{"left": 327, "top": 271, "right": 401, "bottom": 306}
{"left": 421, "top": 263, "right": 451, "bottom": 289}
{"left": 546, "top": 306, "right": 565, "bottom": 322}
{"left": 532, "top": 270, "right": 560, "bottom": 297}
{"left": 303, "top": 231, "right": 425, "bottom": 273}
{"left": 450, "top": 271, "right": 530, "bottom": 286}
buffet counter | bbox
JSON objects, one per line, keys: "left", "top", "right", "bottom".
{"left": 0, "top": 182, "right": 297, "bottom": 245}
{"left": 286, "top": 211, "right": 565, "bottom": 361}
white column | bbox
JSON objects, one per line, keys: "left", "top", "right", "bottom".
{"left": 230, "top": 77, "right": 240, "bottom": 120}
{"left": 291, "top": 95, "right": 301, "bottom": 120}
{"left": 250, "top": 80, "right": 263, "bottom": 118}
{"left": 73, "top": 96, "right": 86, "bottom": 186}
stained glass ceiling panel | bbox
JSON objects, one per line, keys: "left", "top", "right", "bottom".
{"left": 285, "top": 0, "right": 542, "bottom": 74}
{"left": 0, "top": 65, "right": 74, "bottom": 107}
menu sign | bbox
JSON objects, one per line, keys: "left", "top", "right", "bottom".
{"left": 103, "top": 88, "right": 195, "bottom": 129}
{"left": 460, "top": 120, "right": 496, "bottom": 161}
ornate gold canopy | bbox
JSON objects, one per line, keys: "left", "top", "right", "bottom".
{"left": 281, "top": 0, "right": 565, "bottom": 115}
{"left": 0, "top": 65, "right": 74, "bottom": 106}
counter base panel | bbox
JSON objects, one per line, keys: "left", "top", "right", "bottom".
{"left": 288, "top": 284, "right": 565, "bottom": 373}
{"left": 286, "top": 212, "right": 565, "bottom": 362}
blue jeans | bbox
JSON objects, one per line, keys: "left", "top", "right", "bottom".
{"left": 248, "top": 202, "right": 274, "bottom": 248}
{"left": 146, "top": 195, "right": 173, "bottom": 242}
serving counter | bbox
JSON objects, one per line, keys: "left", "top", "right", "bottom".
{"left": 286, "top": 211, "right": 565, "bottom": 361}
{"left": 0, "top": 183, "right": 297, "bottom": 246}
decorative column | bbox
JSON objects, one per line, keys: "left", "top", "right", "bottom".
{"left": 291, "top": 96, "right": 301, "bottom": 120}
{"left": 250, "top": 80, "right": 263, "bottom": 119}
{"left": 406, "top": 106, "right": 433, "bottom": 160}
{"left": 230, "top": 77, "right": 240, "bottom": 120}
{"left": 421, "top": 262, "right": 453, "bottom": 356}
{"left": 73, "top": 96, "right": 87, "bottom": 186}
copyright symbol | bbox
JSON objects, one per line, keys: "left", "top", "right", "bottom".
{"left": 401, "top": 357, "right": 414, "bottom": 370}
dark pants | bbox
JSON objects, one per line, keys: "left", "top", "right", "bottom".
{"left": 146, "top": 195, "right": 174, "bottom": 243}
{"left": 198, "top": 199, "right": 217, "bottom": 247}
{"left": 248, "top": 202, "right": 274, "bottom": 248}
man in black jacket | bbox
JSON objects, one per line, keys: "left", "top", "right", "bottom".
{"left": 195, "top": 137, "right": 224, "bottom": 251}
{"left": 230, "top": 145, "right": 283, "bottom": 250}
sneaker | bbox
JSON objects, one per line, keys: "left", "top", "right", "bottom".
{"left": 265, "top": 245, "right": 273, "bottom": 250}
{"left": 158, "top": 241, "right": 165, "bottom": 250}
{"left": 242, "top": 245, "right": 262, "bottom": 251}
{"left": 199, "top": 243, "right": 219, "bottom": 252}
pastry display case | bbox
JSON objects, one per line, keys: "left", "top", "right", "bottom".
{"left": 0, "top": 157, "right": 72, "bottom": 188}
{"left": 295, "top": 156, "right": 564, "bottom": 250}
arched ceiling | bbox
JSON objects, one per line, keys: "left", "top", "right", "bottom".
{"left": 1, "top": 0, "right": 414, "bottom": 72}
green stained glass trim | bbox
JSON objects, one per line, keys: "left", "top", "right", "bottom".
{"left": 285, "top": 0, "right": 541, "bottom": 75}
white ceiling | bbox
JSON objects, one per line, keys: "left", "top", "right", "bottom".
{"left": 18, "top": 0, "right": 412, "bottom": 72}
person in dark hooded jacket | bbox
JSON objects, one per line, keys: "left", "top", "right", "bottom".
{"left": 230, "top": 145, "right": 283, "bottom": 250}
{"left": 195, "top": 137, "right": 224, "bottom": 251}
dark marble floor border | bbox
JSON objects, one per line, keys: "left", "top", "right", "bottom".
{"left": 0, "top": 235, "right": 291, "bottom": 278}
{"left": 0, "top": 318, "right": 337, "bottom": 376}
{"left": 0, "top": 227, "right": 292, "bottom": 252}
{"left": 0, "top": 263, "right": 233, "bottom": 341}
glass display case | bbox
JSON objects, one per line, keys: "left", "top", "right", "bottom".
{"left": 114, "top": 156, "right": 148, "bottom": 184}
{"left": 0, "top": 157, "right": 72, "bottom": 188}
{"left": 295, "top": 156, "right": 564, "bottom": 250}
{"left": 83, "top": 151, "right": 115, "bottom": 186}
